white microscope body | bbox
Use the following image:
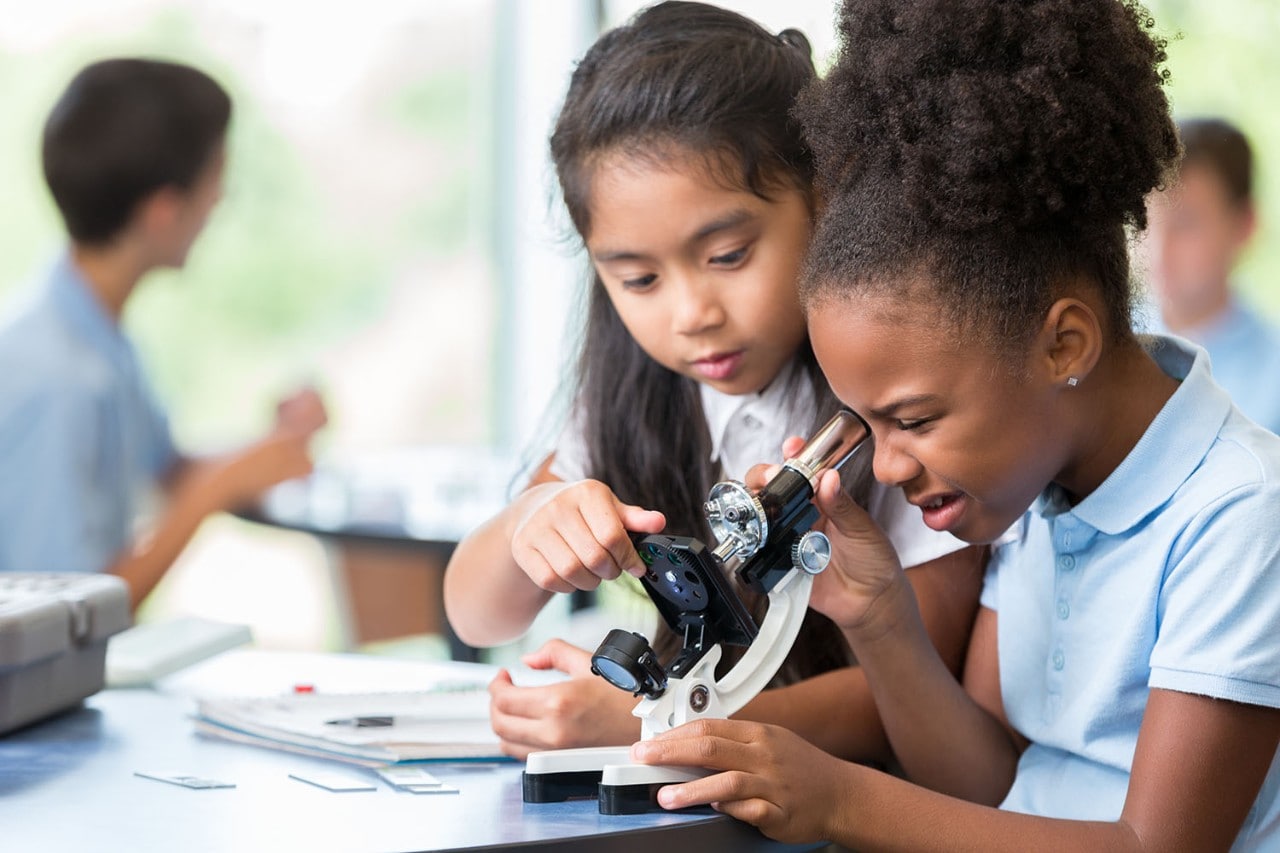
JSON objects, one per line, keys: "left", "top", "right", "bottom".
{"left": 522, "top": 410, "right": 867, "bottom": 814}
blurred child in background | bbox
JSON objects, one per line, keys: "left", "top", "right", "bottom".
{"left": 1143, "top": 117, "right": 1280, "bottom": 433}
{"left": 0, "top": 58, "right": 327, "bottom": 609}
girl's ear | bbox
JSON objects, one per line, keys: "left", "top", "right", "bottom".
{"left": 1034, "top": 295, "right": 1103, "bottom": 389}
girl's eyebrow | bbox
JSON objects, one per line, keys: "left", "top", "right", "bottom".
{"left": 592, "top": 248, "right": 650, "bottom": 263}
{"left": 591, "top": 208, "right": 757, "bottom": 264}
{"left": 868, "top": 394, "right": 942, "bottom": 419}
{"left": 689, "top": 208, "right": 755, "bottom": 243}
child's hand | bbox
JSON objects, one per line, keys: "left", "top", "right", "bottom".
{"left": 510, "top": 479, "right": 665, "bottom": 594}
{"left": 746, "top": 437, "right": 905, "bottom": 635}
{"left": 205, "top": 429, "right": 315, "bottom": 510}
{"left": 275, "top": 387, "right": 328, "bottom": 437}
{"left": 806, "top": 467, "right": 907, "bottom": 634}
{"left": 487, "top": 639, "right": 640, "bottom": 758}
{"left": 631, "top": 718, "right": 856, "bottom": 844}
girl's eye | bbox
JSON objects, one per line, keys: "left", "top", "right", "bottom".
{"left": 709, "top": 246, "right": 748, "bottom": 267}
{"left": 622, "top": 273, "right": 657, "bottom": 290}
{"left": 895, "top": 417, "right": 934, "bottom": 432}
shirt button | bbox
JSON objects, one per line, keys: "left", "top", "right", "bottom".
{"left": 1052, "top": 650, "right": 1065, "bottom": 671}
{"left": 1057, "top": 554, "right": 1075, "bottom": 571}
{"left": 1057, "top": 599, "right": 1070, "bottom": 620}
{"left": 742, "top": 414, "right": 761, "bottom": 429}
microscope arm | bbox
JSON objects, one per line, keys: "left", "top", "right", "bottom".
{"left": 712, "top": 568, "right": 812, "bottom": 714}
{"left": 632, "top": 567, "right": 813, "bottom": 739}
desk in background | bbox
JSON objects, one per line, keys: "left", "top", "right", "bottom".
{"left": 0, "top": 650, "right": 820, "bottom": 853}
{"left": 240, "top": 446, "right": 520, "bottom": 661}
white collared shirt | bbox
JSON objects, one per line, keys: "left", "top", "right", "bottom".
{"left": 698, "top": 358, "right": 810, "bottom": 485}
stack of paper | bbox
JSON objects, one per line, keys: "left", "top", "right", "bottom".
{"left": 194, "top": 684, "right": 507, "bottom": 766}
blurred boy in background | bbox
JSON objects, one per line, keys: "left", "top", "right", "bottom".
{"left": 1144, "top": 117, "right": 1280, "bottom": 433}
{"left": 0, "top": 58, "right": 327, "bottom": 609}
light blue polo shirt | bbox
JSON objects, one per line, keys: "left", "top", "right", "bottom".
{"left": 0, "top": 252, "right": 177, "bottom": 573}
{"left": 982, "top": 335, "right": 1280, "bottom": 848}
{"left": 1156, "top": 299, "right": 1280, "bottom": 435}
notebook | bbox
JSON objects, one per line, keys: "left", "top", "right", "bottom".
{"left": 193, "top": 683, "right": 506, "bottom": 765}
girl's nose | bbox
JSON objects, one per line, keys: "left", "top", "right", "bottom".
{"left": 672, "top": 276, "right": 726, "bottom": 335}
{"left": 871, "top": 435, "right": 923, "bottom": 488}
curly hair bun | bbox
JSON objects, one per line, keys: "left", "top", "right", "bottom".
{"left": 798, "top": 0, "right": 1179, "bottom": 236}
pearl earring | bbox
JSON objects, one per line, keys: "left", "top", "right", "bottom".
{"left": 1066, "top": 376, "right": 1079, "bottom": 388}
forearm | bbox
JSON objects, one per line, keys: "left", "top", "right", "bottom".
{"left": 107, "top": 478, "right": 219, "bottom": 610}
{"left": 835, "top": 766, "right": 1141, "bottom": 853}
{"left": 159, "top": 454, "right": 197, "bottom": 496}
{"left": 735, "top": 666, "right": 890, "bottom": 762}
{"left": 111, "top": 451, "right": 280, "bottom": 609}
{"left": 847, "top": 576, "right": 1019, "bottom": 804}
{"left": 443, "top": 492, "right": 556, "bottom": 647}
{"left": 443, "top": 454, "right": 580, "bottom": 648}
{"left": 737, "top": 548, "right": 984, "bottom": 764}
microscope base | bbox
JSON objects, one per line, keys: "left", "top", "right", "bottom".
{"left": 522, "top": 745, "right": 630, "bottom": 803}
{"left": 523, "top": 746, "right": 708, "bottom": 813}
{"left": 598, "top": 763, "right": 709, "bottom": 815}
{"left": 598, "top": 781, "right": 666, "bottom": 814}
{"left": 522, "top": 769, "right": 603, "bottom": 803}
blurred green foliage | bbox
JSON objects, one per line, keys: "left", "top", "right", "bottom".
{"left": 387, "top": 70, "right": 489, "bottom": 253}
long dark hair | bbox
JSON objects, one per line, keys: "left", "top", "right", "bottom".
{"left": 549, "top": 1, "right": 871, "bottom": 684}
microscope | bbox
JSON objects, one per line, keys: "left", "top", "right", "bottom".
{"left": 522, "top": 408, "right": 870, "bottom": 814}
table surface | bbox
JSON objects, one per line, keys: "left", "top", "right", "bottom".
{"left": 0, "top": 651, "right": 820, "bottom": 853}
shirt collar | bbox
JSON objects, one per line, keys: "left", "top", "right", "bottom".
{"left": 47, "top": 250, "right": 132, "bottom": 364}
{"left": 700, "top": 358, "right": 805, "bottom": 465}
{"left": 1035, "top": 334, "right": 1231, "bottom": 535}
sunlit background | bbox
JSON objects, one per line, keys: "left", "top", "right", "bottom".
{"left": 1, "top": 0, "right": 1276, "bottom": 655}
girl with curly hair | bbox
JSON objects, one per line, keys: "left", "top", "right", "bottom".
{"left": 636, "top": 1, "right": 1280, "bottom": 848}
{"left": 443, "top": 1, "right": 984, "bottom": 762}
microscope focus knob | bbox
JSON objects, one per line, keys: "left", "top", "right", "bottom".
{"left": 791, "top": 531, "right": 831, "bottom": 574}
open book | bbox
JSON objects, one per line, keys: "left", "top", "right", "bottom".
{"left": 194, "top": 684, "right": 506, "bottom": 765}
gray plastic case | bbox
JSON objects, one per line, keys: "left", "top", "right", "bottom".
{"left": 0, "top": 573, "right": 131, "bottom": 735}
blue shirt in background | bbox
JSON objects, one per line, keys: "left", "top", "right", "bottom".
{"left": 0, "top": 252, "right": 177, "bottom": 573}
{"left": 981, "top": 335, "right": 1280, "bottom": 849}
{"left": 1157, "top": 299, "right": 1280, "bottom": 434}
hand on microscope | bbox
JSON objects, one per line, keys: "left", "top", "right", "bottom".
{"left": 629, "top": 438, "right": 919, "bottom": 834}
{"left": 510, "top": 479, "right": 666, "bottom": 595}
{"left": 489, "top": 638, "right": 642, "bottom": 758}
{"left": 745, "top": 436, "right": 906, "bottom": 637}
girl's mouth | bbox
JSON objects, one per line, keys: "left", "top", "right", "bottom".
{"left": 691, "top": 350, "right": 745, "bottom": 382}
{"left": 918, "top": 492, "right": 967, "bottom": 533}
